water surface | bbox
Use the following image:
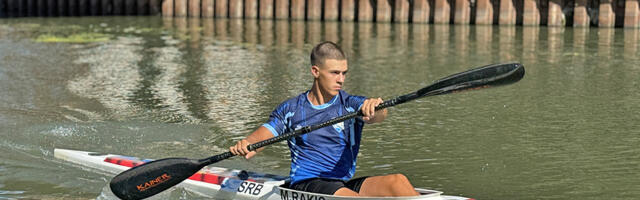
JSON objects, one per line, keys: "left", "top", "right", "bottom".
{"left": 0, "top": 17, "right": 639, "bottom": 200}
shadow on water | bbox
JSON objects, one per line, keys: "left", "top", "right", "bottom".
{"left": 0, "top": 16, "right": 639, "bottom": 199}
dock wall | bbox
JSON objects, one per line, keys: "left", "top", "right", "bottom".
{"left": 0, "top": 0, "right": 639, "bottom": 28}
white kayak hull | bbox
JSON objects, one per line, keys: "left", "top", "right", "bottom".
{"left": 54, "top": 149, "right": 471, "bottom": 200}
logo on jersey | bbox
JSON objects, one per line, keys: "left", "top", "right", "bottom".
{"left": 332, "top": 122, "right": 344, "bottom": 133}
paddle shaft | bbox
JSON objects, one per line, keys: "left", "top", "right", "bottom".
{"left": 201, "top": 62, "right": 525, "bottom": 165}
{"left": 199, "top": 92, "right": 418, "bottom": 166}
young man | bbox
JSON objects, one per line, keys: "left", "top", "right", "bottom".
{"left": 229, "top": 41, "right": 419, "bottom": 197}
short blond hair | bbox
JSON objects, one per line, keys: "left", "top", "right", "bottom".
{"left": 310, "top": 41, "right": 346, "bottom": 66}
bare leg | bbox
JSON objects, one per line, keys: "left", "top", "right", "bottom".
{"left": 334, "top": 187, "right": 360, "bottom": 196}
{"left": 358, "top": 174, "right": 420, "bottom": 196}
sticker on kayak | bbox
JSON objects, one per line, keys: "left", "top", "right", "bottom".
{"left": 103, "top": 156, "right": 278, "bottom": 185}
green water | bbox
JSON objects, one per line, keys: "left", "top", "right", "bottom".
{"left": 0, "top": 16, "right": 639, "bottom": 200}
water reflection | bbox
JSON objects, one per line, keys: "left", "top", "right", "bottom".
{"left": 624, "top": 29, "right": 638, "bottom": 60}
{"left": 67, "top": 37, "right": 143, "bottom": 119}
{"left": 522, "top": 26, "right": 539, "bottom": 61}
{"left": 13, "top": 18, "right": 639, "bottom": 129}
{"left": 597, "top": 28, "right": 615, "bottom": 60}
{"left": 547, "top": 27, "right": 565, "bottom": 63}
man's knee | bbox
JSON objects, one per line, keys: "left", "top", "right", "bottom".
{"left": 386, "top": 173, "right": 410, "bottom": 184}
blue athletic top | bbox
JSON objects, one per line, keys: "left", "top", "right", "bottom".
{"left": 262, "top": 90, "right": 367, "bottom": 185}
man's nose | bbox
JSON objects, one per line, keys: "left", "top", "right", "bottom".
{"left": 337, "top": 74, "right": 345, "bottom": 83}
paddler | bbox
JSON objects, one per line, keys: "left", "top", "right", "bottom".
{"left": 229, "top": 41, "right": 419, "bottom": 197}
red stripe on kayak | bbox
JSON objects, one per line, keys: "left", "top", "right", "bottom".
{"left": 188, "top": 172, "right": 224, "bottom": 185}
{"left": 104, "top": 157, "right": 144, "bottom": 167}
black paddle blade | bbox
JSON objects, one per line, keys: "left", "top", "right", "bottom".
{"left": 417, "top": 62, "right": 525, "bottom": 96}
{"left": 109, "top": 158, "right": 204, "bottom": 200}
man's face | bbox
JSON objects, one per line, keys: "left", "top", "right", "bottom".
{"left": 313, "top": 59, "right": 348, "bottom": 97}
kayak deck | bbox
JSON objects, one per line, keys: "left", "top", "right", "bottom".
{"left": 54, "top": 148, "right": 472, "bottom": 200}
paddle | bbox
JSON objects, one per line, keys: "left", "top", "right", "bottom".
{"left": 109, "top": 62, "right": 525, "bottom": 200}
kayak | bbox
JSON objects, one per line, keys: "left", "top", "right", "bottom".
{"left": 54, "top": 148, "right": 473, "bottom": 200}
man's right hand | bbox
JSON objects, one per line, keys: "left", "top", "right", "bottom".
{"left": 230, "top": 139, "right": 257, "bottom": 159}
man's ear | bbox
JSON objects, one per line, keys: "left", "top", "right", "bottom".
{"left": 311, "top": 65, "right": 320, "bottom": 78}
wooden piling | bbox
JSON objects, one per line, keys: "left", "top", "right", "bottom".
{"left": 36, "top": 0, "right": 46, "bottom": 16}
{"left": 111, "top": 0, "right": 122, "bottom": 15}
{"left": 78, "top": 0, "right": 87, "bottom": 16}
{"left": 20, "top": 0, "right": 26, "bottom": 17}
{"left": 14, "top": 0, "right": 22, "bottom": 17}
{"left": 149, "top": 0, "right": 161, "bottom": 15}
{"left": 259, "top": 0, "right": 273, "bottom": 19}
{"left": 358, "top": 0, "right": 374, "bottom": 22}
{"left": 6, "top": 0, "right": 13, "bottom": 17}
{"left": 523, "top": 0, "right": 540, "bottom": 25}
{"left": 202, "top": 0, "right": 214, "bottom": 17}
{"left": 57, "top": 0, "right": 66, "bottom": 16}
{"left": 27, "top": 0, "right": 36, "bottom": 16}
{"left": 0, "top": 0, "right": 632, "bottom": 31}
{"left": 291, "top": 0, "right": 305, "bottom": 20}
{"left": 625, "top": 0, "right": 640, "bottom": 28}
{"left": 245, "top": 0, "right": 258, "bottom": 19}
{"left": 434, "top": 0, "right": 451, "bottom": 24}
{"left": 125, "top": 0, "right": 136, "bottom": 15}
{"left": 49, "top": 0, "right": 58, "bottom": 16}
{"left": 325, "top": 0, "right": 339, "bottom": 21}
{"left": 174, "top": 0, "right": 187, "bottom": 17}
{"left": 475, "top": 0, "right": 494, "bottom": 24}
{"left": 0, "top": 0, "right": 4, "bottom": 17}
{"left": 455, "top": 0, "right": 471, "bottom": 24}
{"left": 341, "top": 0, "right": 355, "bottom": 21}
{"left": 413, "top": 0, "right": 431, "bottom": 23}
{"left": 275, "top": 0, "right": 288, "bottom": 19}
{"left": 189, "top": 0, "right": 200, "bottom": 17}
{"left": 229, "top": 0, "right": 242, "bottom": 18}
{"left": 162, "top": 0, "right": 174, "bottom": 17}
{"left": 138, "top": 0, "right": 149, "bottom": 15}
{"left": 216, "top": 0, "right": 227, "bottom": 18}
{"left": 395, "top": 0, "right": 410, "bottom": 23}
{"left": 548, "top": 0, "right": 565, "bottom": 26}
{"left": 573, "top": 0, "right": 589, "bottom": 26}
{"left": 499, "top": 0, "right": 516, "bottom": 25}
{"left": 377, "top": 0, "right": 392, "bottom": 22}
{"left": 307, "top": 0, "right": 321, "bottom": 20}
{"left": 100, "top": 0, "right": 108, "bottom": 15}
{"left": 599, "top": 0, "right": 615, "bottom": 27}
